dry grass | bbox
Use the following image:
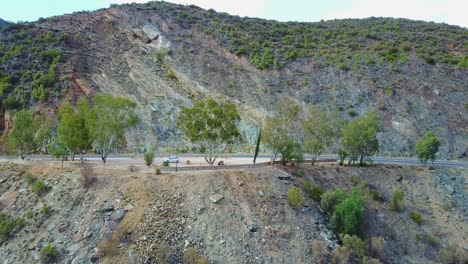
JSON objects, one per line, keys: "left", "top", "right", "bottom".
{"left": 311, "top": 240, "right": 328, "bottom": 264}
{"left": 79, "top": 166, "right": 96, "bottom": 189}
{"left": 330, "top": 246, "right": 350, "bottom": 264}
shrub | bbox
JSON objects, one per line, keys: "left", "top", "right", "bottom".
{"left": 311, "top": 240, "right": 328, "bottom": 264}
{"left": 304, "top": 182, "right": 325, "bottom": 202}
{"left": 320, "top": 188, "right": 347, "bottom": 214}
{"left": 409, "top": 211, "right": 422, "bottom": 225}
{"left": 438, "top": 245, "right": 463, "bottom": 264}
{"left": 162, "top": 160, "right": 169, "bottom": 167}
{"left": 293, "top": 169, "right": 304, "bottom": 177}
{"left": 370, "top": 236, "right": 385, "bottom": 257}
{"left": 155, "top": 167, "right": 161, "bottom": 175}
{"left": 287, "top": 187, "right": 304, "bottom": 209}
{"left": 26, "top": 211, "right": 34, "bottom": 219}
{"left": 0, "top": 213, "right": 26, "bottom": 241}
{"left": 33, "top": 180, "right": 47, "bottom": 195}
{"left": 330, "top": 245, "right": 350, "bottom": 264}
{"left": 155, "top": 242, "right": 171, "bottom": 263}
{"left": 347, "top": 109, "right": 357, "bottom": 117}
{"left": 390, "top": 188, "right": 404, "bottom": 211}
{"left": 425, "top": 234, "right": 438, "bottom": 246}
{"left": 144, "top": 151, "right": 155, "bottom": 167}
{"left": 183, "top": 247, "right": 208, "bottom": 264}
{"left": 362, "top": 257, "right": 381, "bottom": 264}
{"left": 415, "top": 131, "right": 440, "bottom": 165}
{"left": 350, "top": 175, "right": 362, "bottom": 185}
{"left": 25, "top": 175, "right": 37, "bottom": 185}
{"left": 128, "top": 165, "right": 137, "bottom": 172}
{"left": 41, "top": 203, "right": 51, "bottom": 216}
{"left": 342, "top": 234, "right": 365, "bottom": 258}
{"left": 40, "top": 244, "right": 59, "bottom": 263}
{"left": 331, "top": 190, "right": 365, "bottom": 236}
{"left": 79, "top": 166, "right": 96, "bottom": 189}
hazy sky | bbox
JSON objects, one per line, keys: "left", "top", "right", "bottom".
{"left": 1, "top": 0, "right": 467, "bottom": 28}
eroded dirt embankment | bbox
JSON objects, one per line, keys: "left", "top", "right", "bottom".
{"left": 0, "top": 161, "right": 466, "bottom": 263}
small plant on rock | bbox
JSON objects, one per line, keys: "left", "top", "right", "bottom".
{"left": 40, "top": 244, "right": 59, "bottom": 263}
{"left": 409, "top": 211, "right": 422, "bottom": 225}
{"left": 304, "top": 182, "right": 325, "bottom": 202}
{"left": 390, "top": 188, "right": 404, "bottom": 212}
{"left": 183, "top": 247, "right": 208, "bottom": 264}
{"left": 287, "top": 187, "right": 305, "bottom": 209}
{"left": 33, "top": 180, "right": 47, "bottom": 195}
{"left": 155, "top": 166, "right": 161, "bottom": 175}
{"left": 144, "top": 151, "right": 154, "bottom": 167}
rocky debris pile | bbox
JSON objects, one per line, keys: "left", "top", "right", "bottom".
{"left": 131, "top": 190, "right": 192, "bottom": 263}
{"left": 434, "top": 168, "right": 467, "bottom": 216}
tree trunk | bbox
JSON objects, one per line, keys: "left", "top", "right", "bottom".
{"left": 359, "top": 155, "right": 364, "bottom": 166}
{"left": 61, "top": 158, "right": 64, "bottom": 169}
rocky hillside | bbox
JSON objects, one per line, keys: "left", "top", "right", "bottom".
{"left": 0, "top": 1, "right": 467, "bottom": 157}
{"left": 0, "top": 161, "right": 466, "bottom": 263}
{"left": 0, "top": 19, "right": 8, "bottom": 26}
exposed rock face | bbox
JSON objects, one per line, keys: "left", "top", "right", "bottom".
{"left": 0, "top": 2, "right": 467, "bottom": 158}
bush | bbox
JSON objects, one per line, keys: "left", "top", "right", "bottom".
{"left": 25, "top": 175, "right": 37, "bottom": 185}
{"left": 0, "top": 213, "right": 26, "bottom": 241}
{"left": 40, "top": 244, "right": 59, "bottom": 263}
{"left": 415, "top": 131, "right": 440, "bottom": 165}
{"left": 287, "top": 187, "right": 304, "bottom": 209}
{"left": 144, "top": 151, "right": 155, "bottom": 167}
{"left": 409, "top": 211, "right": 422, "bottom": 225}
{"left": 342, "top": 234, "right": 365, "bottom": 258}
{"left": 41, "top": 203, "right": 51, "bottom": 216}
{"left": 183, "top": 247, "right": 208, "bottom": 264}
{"left": 155, "top": 167, "right": 161, "bottom": 175}
{"left": 304, "top": 182, "right": 325, "bottom": 202}
{"left": 155, "top": 242, "right": 171, "bottom": 263}
{"left": 162, "top": 160, "right": 169, "bottom": 167}
{"left": 330, "top": 245, "right": 350, "bottom": 264}
{"left": 128, "top": 165, "right": 137, "bottom": 172}
{"left": 311, "top": 240, "right": 328, "bottom": 264}
{"left": 347, "top": 109, "right": 357, "bottom": 117}
{"left": 425, "top": 234, "right": 438, "bottom": 246}
{"left": 33, "top": 180, "right": 47, "bottom": 195}
{"left": 390, "top": 188, "right": 404, "bottom": 211}
{"left": 331, "top": 190, "right": 365, "bottom": 236}
{"left": 320, "top": 188, "right": 347, "bottom": 214}
{"left": 293, "top": 169, "right": 304, "bottom": 177}
{"left": 79, "top": 166, "right": 96, "bottom": 189}
{"left": 370, "top": 236, "right": 385, "bottom": 257}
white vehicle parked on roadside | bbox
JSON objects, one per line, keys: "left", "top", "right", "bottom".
{"left": 165, "top": 156, "right": 180, "bottom": 163}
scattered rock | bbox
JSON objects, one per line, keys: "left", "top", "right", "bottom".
{"left": 209, "top": 194, "right": 224, "bottom": 203}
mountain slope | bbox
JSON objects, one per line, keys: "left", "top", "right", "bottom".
{"left": 0, "top": 18, "right": 8, "bottom": 26}
{"left": 0, "top": 1, "right": 467, "bottom": 158}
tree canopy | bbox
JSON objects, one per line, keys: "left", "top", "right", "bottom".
{"left": 7, "top": 109, "right": 36, "bottom": 159}
{"left": 84, "top": 93, "right": 138, "bottom": 163}
{"left": 303, "top": 106, "right": 335, "bottom": 165}
{"left": 177, "top": 98, "right": 240, "bottom": 166}
{"left": 340, "top": 111, "right": 379, "bottom": 165}
{"left": 57, "top": 99, "right": 90, "bottom": 160}
{"left": 415, "top": 131, "right": 440, "bottom": 165}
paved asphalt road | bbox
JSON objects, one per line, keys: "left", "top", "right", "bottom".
{"left": 0, "top": 153, "right": 466, "bottom": 168}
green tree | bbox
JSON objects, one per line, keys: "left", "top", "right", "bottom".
{"left": 49, "top": 138, "right": 68, "bottom": 169}
{"left": 303, "top": 106, "right": 335, "bottom": 165}
{"left": 279, "top": 140, "right": 303, "bottom": 165}
{"left": 331, "top": 189, "right": 365, "bottom": 236}
{"left": 35, "top": 113, "right": 55, "bottom": 154}
{"left": 57, "top": 100, "right": 91, "bottom": 160}
{"left": 7, "top": 109, "right": 36, "bottom": 159}
{"left": 84, "top": 93, "right": 138, "bottom": 163}
{"left": 415, "top": 131, "right": 440, "bottom": 165}
{"left": 177, "top": 98, "right": 240, "bottom": 166}
{"left": 253, "top": 128, "right": 261, "bottom": 164}
{"left": 144, "top": 150, "right": 155, "bottom": 166}
{"left": 340, "top": 111, "right": 379, "bottom": 165}
{"left": 262, "top": 97, "right": 302, "bottom": 163}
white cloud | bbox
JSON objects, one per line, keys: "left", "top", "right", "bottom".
{"left": 323, "top": 0, "right": 468, "bottom": 28}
